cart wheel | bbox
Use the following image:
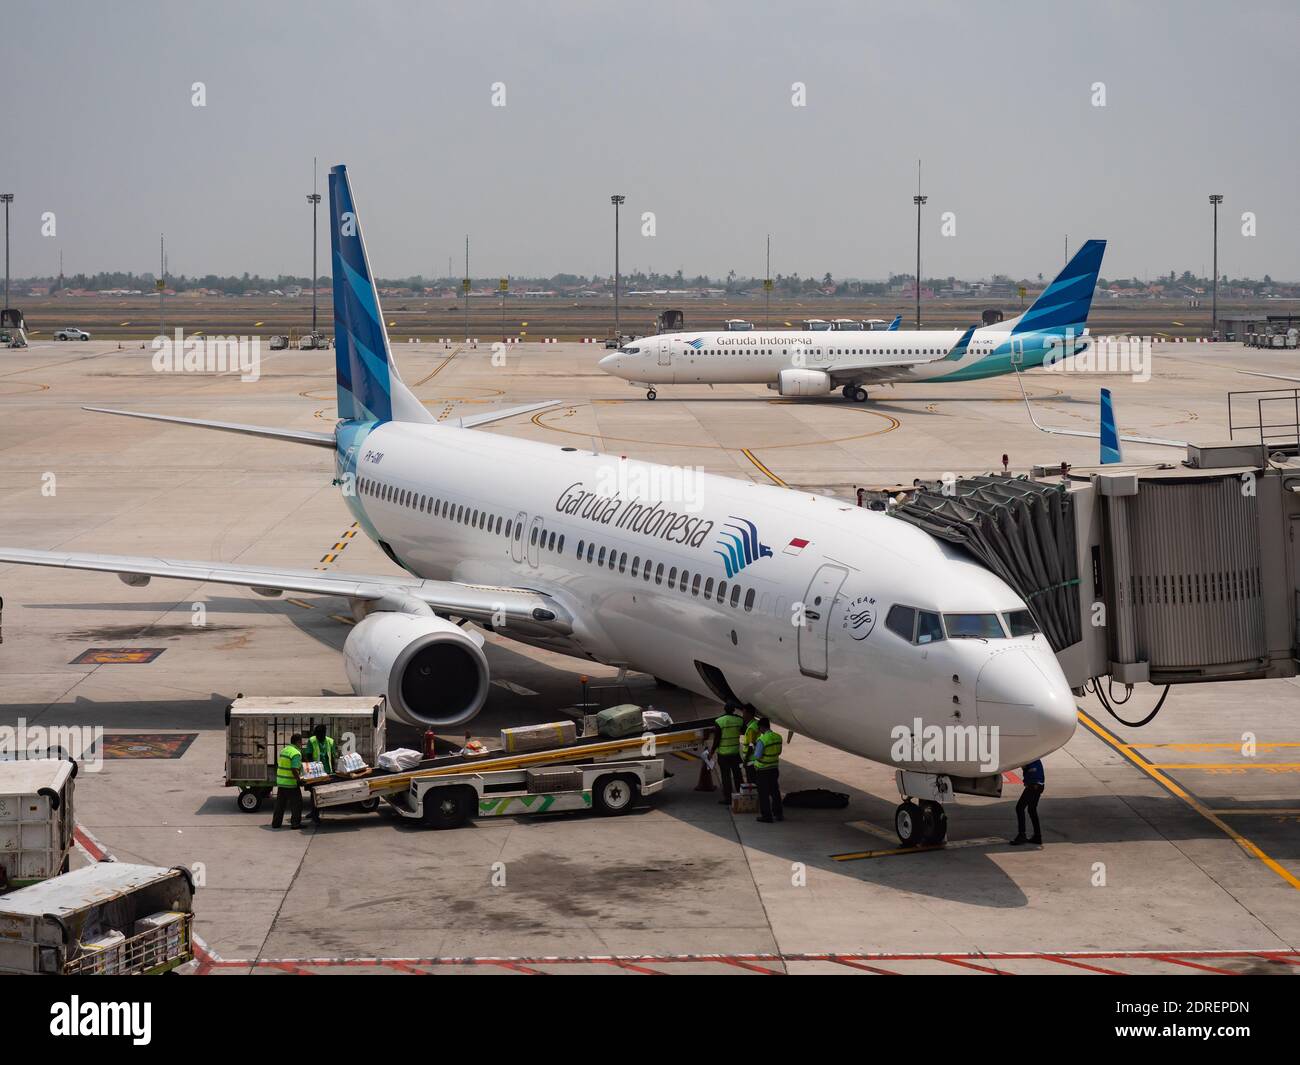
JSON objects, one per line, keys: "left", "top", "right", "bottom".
{"left": 237, "top": 789, "right": 263, "bottom": 813}
{"left": 593, "top": 774, "right": 639, "bottom": 816}
{"left": 359, "top": 797, "right": 380, "bottom": 811}
{"left": 421, "top": 786, "right": 474, "bottom": 829}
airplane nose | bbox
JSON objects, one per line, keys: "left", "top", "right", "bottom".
{"left": 976, "top": 647, "right": 1077, "bottom": 761}
{"left": 598, "top": 353, "right": 622, "bottom": 372}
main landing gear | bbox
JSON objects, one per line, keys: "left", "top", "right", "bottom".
{"left": 841, "top": 385, "right": 869, "bottom": 403}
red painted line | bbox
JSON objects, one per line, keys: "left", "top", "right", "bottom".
{"left": 73, "top": 823, "right": 110, "bottom": 862}
{"left": 718, "top": 957, "right": 783, "bottom": 974}
{"left": 1152, "top": 955, "right": 1241, "bottom": 975}
{"left": 493, "top": 961, "right": 547, "bottom": 975}
{"left": 829, "top": 955, "right": 900, "bottom": 975}
{"left": 1037, "top": 954, "right": 1125, "bottom": 975}
{"left": 600, "top": 958, "right": 666, "bottom": 976}
{"left": 939, "top": 956, "right": 1013, "bottom": 974}
{"left": 1260, "top": 953, "right": 1300, "bottom": 966}
{"left": 387, "top": 960, "right": 432, "bottom": 975}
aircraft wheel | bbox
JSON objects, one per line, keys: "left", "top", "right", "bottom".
{"left": 646, "top": 389, "right": 657, "bottom": 400}
{"left": 920, "top": 800, "right": 947, "bottom": 845}
{"left": 841, "top": 385, "right": 854, "bottom": 400}
{"left": 852, "top": 386, "right": 869, "bottom": 403}
{"left": 894, "top": 801, "right": 925, "bottom": 847}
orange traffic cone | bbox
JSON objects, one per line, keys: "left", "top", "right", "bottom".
{"left": 694, "top": 756, "right": 716, "bottom": 792}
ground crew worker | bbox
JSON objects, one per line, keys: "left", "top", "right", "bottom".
{"left": 751, "top": 716, "right": 784, "bottom": 823}
{"left": 271, "top": 732, "right": 305, "bottom": 830}
{"left": 710, "top": 701, "right": 745, "bottom": 805}
{"left": 741, "top": 707, "right": 762, "bottom": 785}
{"left": 305, "top": 724, "right": 337, "bottom": 775}
{"left": 1010, "top": 758, "right": 1045, "bottom": 845}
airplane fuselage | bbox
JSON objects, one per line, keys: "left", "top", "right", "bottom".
{"left": 336, "top": 420, "right": 1077, "bottom": 774}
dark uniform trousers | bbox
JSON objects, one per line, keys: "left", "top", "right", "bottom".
{"left": 1016, "top": 783, "right": 1043, "bottom": 838}
{"left": 718, "top": 753, "right": 744, "bottom": 799}
{"left": 272, "top": 785, "right": 303, "bottom": 828}
{"left": 755, "top": 766, "right": 783, "bottom": 820}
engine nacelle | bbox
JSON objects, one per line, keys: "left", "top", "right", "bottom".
{"left": 343, "top": 612, "right": 490, "bottom": 729}
{"left": 777, "top": 367, "right": 832, "bottom": 397}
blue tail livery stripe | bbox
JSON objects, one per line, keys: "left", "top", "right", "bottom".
{"left": 1099, "top": 387, "right": 1122, "bottom": 464}
{"left": 329, "top": 165, "right": 393, "bottom": 424}
{"left": 1012, "top": 239, "right": 1106, "bottom": 336}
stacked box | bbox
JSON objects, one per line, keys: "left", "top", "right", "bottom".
{"left": 731, "top": 784, "right": 759, "bottom": 815}
{"left": 500, "top": 721, "right": 577, "bottom": 753}
{"left": 78, "top": 929, "right": 126, "bottom": 974}
{"left": 134, "top": 911, "right": 186, "bottom": 969}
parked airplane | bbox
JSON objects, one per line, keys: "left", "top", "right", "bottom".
{"left": 0, "top": 165, "right": 1077, "bottom": 844}
{"left": 599, "top": 242, "right": 1106, "bottom": 401}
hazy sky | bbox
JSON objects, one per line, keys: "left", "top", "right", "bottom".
{"left": 2, "top": 0, "right": 1296, "bottom": 282}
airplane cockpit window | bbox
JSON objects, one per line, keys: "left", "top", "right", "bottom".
{"left": 618, "top": 346, "right": 641, "bottom": 354}
{"left": 944, "top": 613, "right": 1006, "bottom": 639}
{"left": 1003, "top": 609, "right": 1040, "bottom": 637}
{"left": 885, "top": 605, "right": 916, "bottom": 641}
{"left": 916, "top": 611, "right": 945, "bottom": 644}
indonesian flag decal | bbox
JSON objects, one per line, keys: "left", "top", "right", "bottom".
{"left": 784, "top": 537, "right": 810, "bottom": 555}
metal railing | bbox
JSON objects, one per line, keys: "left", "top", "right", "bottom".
{"left": 1227, "top": 387, "right": 1300, "bottom": 451}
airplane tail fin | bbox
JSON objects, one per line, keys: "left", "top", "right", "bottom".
{"left": 328, "top": 165, "right": 433, "bottom": 425}
{"left": 1009, "top": 239, "right": 1107, "bottom": 336}
{"left": 887, "top": 315, "right": 901, "bottom": 331}
{"left": 1099, "top": 387, "right": 1122, "bottom": 463}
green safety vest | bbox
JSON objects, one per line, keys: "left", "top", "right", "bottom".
{"left": 754, "top": 730, "right": 782, "bottom": 770}
{"left": 715, "top": 714, "right": 742, "bottom": 756}
{"left": 742, "top": 719, "right": 762, "bottom": 756}
{"left": 276, "top": 744, "right": 302, "bottom": 788}
{"left": 306, "top": 735, "right": 336, "bottom": 773}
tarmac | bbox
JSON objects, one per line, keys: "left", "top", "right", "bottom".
{"left": 1, "top": 336, "right": 1297, "bottom": 975}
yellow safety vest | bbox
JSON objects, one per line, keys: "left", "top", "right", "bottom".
{"left": 715, "top": 714, "right": 742, "bottom": 756}
{"left": 754, "top": 731, "right": 782, "bottom": 770}
{"left": 306, "top": 735, "right": 336, "bottom": 773}
{"left": 743, "top": 719, "right": 761, "bottom": 758}
{"left": 276, "top": 744, "right": 302, "bottom": 788}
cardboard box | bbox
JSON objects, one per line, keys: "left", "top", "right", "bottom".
{"left": 500, "top": 721, "right": 577, "bottom": 754}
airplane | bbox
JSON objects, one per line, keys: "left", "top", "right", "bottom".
{"left": 0, "top": 164, "right": 1077, "bottom": 845}
{"left": 598, "top": 241, "right": 1106, "bottom": 402}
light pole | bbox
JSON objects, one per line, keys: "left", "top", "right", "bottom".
{"left": 1, "top": 193, "right": 12, "bottom": 312}
{"left": 913, "top": 192, "right": 927, "bottom": 329}
{"left": 1209, "top": 194, "right": 1223, "bottom": 340}
{"left": 611, "top": 194, "right": 625, "bottom": 342}
{"left": 307, "top": 192, "right": 321, "bottom": 336}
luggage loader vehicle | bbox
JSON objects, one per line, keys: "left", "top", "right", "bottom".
{"left": 311, "top": 718, "right": 715, "bottom": 829}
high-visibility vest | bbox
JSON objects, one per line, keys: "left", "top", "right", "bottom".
{"left": 276, "top": 744, "right": 302, "bottom": 788}
{"left": 715, "top": 714, "right": 742, "bottom": 756}
{"left": 743, "top": 719, "right": 762, "bottom": 757}
{"left": 754, "top": 731, "right": 782, "bottom": 769}
{"left": 307, "top": 735, "right": 336, "bottom": 773}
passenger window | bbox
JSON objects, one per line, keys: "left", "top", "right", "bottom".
{"left": 886, "top": 605, "right": 917, "bottom": 642}
{"left": 548, "top": 531, "right": 556, "bottom": 551}
{"left": 668, "top": 567, "right": 677, "bottom": 588}
{"left": 730, "top": 585, "right": 741, "bottom": 608}
{"left": 557, "top": 534, "right": 564, "bottom": 553}
{"left": 644, "top": 561, "right": 652, "bottom": 582}
{"left": 654, "top": 563, "right": 664, "bottom": 585}
{"left": 916, "top": 611, "right": 944, "bottom": 644}
{"left": 598, "top": 546, "right": 607, "bottom": 566}
{"left": 680, "top": 570, "right": 690, "bottom": 593}
{"left": 577, "top": 539, "right": 585, "bottom": 558}
{"left": 631, "top": 556, "right": 640, "bottom": 577}
{"left": 618, "top": 552, "right": 627, "bottom": 573}
{"left": 716, "top": 580, "right": 727, "bottom": 603}
{"left": 505, "top": 519, "right": 512, "bottom": 537}
{"left": 744, "top": 588, "right": 755, "bottom": 612}
{"left": 692, "top": 573, "right": 702, "bottom": 595}
{"left": 704, "top": 578, "right": 714, "bottom": 597}
{"left": 531, "top": 527, "right": 539, "bottom": 546}
{"left": 586, "top": 543, "right": 594, "bottom": 562}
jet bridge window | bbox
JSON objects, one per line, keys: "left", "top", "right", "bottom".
{"left": 944, "top": 613, "right": 1006, "bottom": 639}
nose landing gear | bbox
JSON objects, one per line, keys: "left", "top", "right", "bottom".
{"left": 894, "top": 799, "right": 947, "bottom": 847}
{"left": 646, "top": 389, "right": 657, "bottom": 400}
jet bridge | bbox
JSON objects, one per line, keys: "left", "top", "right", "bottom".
{"left": 891, "top": 397, "right": 1300, "bottom": 723}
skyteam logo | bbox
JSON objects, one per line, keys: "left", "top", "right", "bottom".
{"left": 686, "top": 337, "right": 705, "bottom": 349}
{"left": 714, "top": 516, "right": 772, "bottom": 578}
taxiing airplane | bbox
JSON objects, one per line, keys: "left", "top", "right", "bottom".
{"left": 599, "top": 241, "right": 1107, "bottom": 402}
{"left": 0, "top": 165, "right": 1077, "bottom": 844}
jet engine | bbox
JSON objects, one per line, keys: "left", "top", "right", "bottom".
{"left": 777, "top": 368, "right": 832, "bottom": 397}
{"left": 343, "top": 611, "right": 490, "bottom": 728}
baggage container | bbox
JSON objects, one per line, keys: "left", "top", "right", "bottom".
{"left": 0, "top": 863, "right": 195, "bottom": 975}
{"left": 0, "top": 758, "right": 77, "bottom": 891}
{"left": 224, "top": 695, "right": 386, "bottom": 812}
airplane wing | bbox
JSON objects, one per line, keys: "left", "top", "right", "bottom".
{"left": 83, "top": 407, "right": 336, "bottom": 448}
{"left": 1012, "top": 370, "right": 1188, "bottom": 450}
{"left": 452, "top": 400, "right": 561, "bottom": 428}
{"left": 1238, "top": 370, "right": 1300, "bottom": 384}
{"left": 0, "top": 547, "right": 573, "bottom": 634}
{"left": 827, "top": 326, "right": 976, "bottom": 385}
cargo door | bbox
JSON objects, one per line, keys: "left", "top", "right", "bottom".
{"left": 798, "top": 563, "right": 849, "bottom": 679}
